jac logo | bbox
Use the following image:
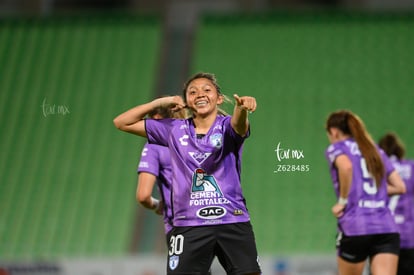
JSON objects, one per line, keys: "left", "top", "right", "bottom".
{"left": 196, "top": 206, "right": 226, "bottom": 219}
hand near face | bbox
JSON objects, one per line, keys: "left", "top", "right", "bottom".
{"left": 155, "top": 95, "right": 186, "bottom": 112}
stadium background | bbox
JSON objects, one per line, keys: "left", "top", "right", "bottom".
{"left": 1, "top": 0, "right": 413, "bottom": 274}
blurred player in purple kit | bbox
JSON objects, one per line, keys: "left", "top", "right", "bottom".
{"left": 114, "top": 72, "right": 261, "bottom": 275}
{"left": 324, "top": 110, "right": 406, "bottom": 275}
{"left": 379, "top": 132, "right": 414, "bottom": 275}
{"left": 136, "top": 103, "right": 187, "bottom": 239}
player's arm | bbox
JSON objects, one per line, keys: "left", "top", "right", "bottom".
{"left": 231, "top": 94, "right": 256, "bottom": 137}
{"left": 113, "top": 96, "right": 185, "bottom": 136}
{"left": 332, "top": 154, "right": 352, "bottom": 218}
{"left": 136, "top": 172, "right": 162, "bottom": 215}
{"left": 387, "top": 170, "right": 406, "bottom": 195}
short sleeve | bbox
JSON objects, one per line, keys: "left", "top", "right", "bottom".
{"left": 145, "top": 118, "right": 176, "bottom": 147}
{"left": 325, "top": 143, "right": 345, "bottom": 167}
{"left": 137, "top": 143, "right": 160, "bottom": 176}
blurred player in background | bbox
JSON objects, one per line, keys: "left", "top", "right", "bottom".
{"left": 136, "top": 101, "right": 187, "bottom": 241}
{"left": 379, "top": 132, "right": 414, "bottom": 275}
{"left": 324, "top": 110, "right": 406, "bottom": 275}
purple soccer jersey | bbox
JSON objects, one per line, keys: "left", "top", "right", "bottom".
{"left": 137, "top": 142, "right": 173, "bottom": 234}
{"left": 388, "top": 156, "right": 414, "bottom": 248}
{"left": 325, "top": 138, "right": 398, "bottom": 236}
{"left": 145, "top": 115, "right": 251, "bottom": 227}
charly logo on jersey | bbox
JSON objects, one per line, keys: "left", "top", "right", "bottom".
{"left": 197, "top": 206, "right": 226, "bottom": 219}
{"left": 189, "top": 151, "right": 211, "bottom": 165}
{"left": 141, "top": 147, "right": 148, "bottom": 156}
{"left": 169, "top": 255, "right": 179, "bottom": 270}
{"left": 327, "top": 144, "right": 341, "bottom": 163}
{"left": 209, "top": 133, "right": 223, "bottom": 148}
{"left": 179, "top": 134, "right": 189, "bottom": 146}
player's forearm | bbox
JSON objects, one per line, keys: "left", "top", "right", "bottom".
{"left": 338, "top": 169, "right": 352, "bottom": 199}
{"left": 113, "top": 101, "right": 155, "bottom": 130}
{"left": 387, "top": 170, "right": 406, "bottom": 195}
{"left": 231, "top": 94, "right": 256, "bottom": 137}
{"left": 231, "top": 106, "right": 249, "bottom": 136}
{"left": 138, "top": 197, "right": 155, "bottom": 209}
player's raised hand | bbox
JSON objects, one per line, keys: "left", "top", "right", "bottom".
{"left": 234, "top": 94, "right": 257, "bottom": 113}
{"left": 155, "top": 95, "right": 186, "bottom": 112}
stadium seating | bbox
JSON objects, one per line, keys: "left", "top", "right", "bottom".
{"left": 0, "top": 15, "right": 161, "bottom": 259}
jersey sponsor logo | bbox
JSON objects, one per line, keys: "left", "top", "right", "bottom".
{"left": 394, "top": 162, "right": 412, "bottom": 179}
{"left": 212, "top": 124, "right": 222, "bottom": 131}
{"left": 189, "top": 168, "right": 230, "bottom": 207}
{"left": 138, "top": 161, "right": 149, "bottom": 168}
{"left": 179, "top": 134, "right": 189, "bottom": 146}
{"left": 327, "top": 148, "right": 341, "bottom": 163}
{"left": 196, "top": 206, "right": 226, "bottom": 219}
{"left": 189, "top": 152, "right": 211, "bottom": 164}
{"left": 394, "top": 214, "right": 405, "bottom": 224}
{"left": 192, "top": 168, "right": 222, "bottom": 196}
{"left": 327, "top": 144, "right": 334, "bottom": 153}
{"left": 233, "top": 209, "right": 243, "bottom": 215}
{"left": 345, "top": 140, "right": 361, "bottom": 156}
{"left": 169, "top": 255, "right": 179, "bottom": 270}
{"left": 358, "top": 199, "right": 385, "bottom": 208}
{"left": 209, "top": 133, "right": 223, "bottom": 148}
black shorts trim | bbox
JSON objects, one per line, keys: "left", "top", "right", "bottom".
{"left": 398, "top": 248, "right": 414, "bottom": 275}
{"left": 336, "top": 232, "right": 400, "bottom": 263}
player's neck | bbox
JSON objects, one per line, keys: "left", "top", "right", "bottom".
{"left": 193, "top": 114, "right": 217, "bottom": 135}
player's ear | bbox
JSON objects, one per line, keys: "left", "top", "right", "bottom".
{"left": 217, "top": 93, "right": 224, "bottom": 105}
{"left": 328, "top": 127, "right": 341, "bottom": 140}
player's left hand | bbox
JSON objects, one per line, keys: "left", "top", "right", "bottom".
{"left": 155, "top": 200, "right": 164, "bottom": 215}
{"left": 234, "top": 94, "right": 256, "bottom": 113}
{"left": 331, "top": 203, "right": 345, "bottom": 218}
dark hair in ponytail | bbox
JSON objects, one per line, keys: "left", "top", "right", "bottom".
{"left": 378, "top": 132, "right": 405, "bottom": 160}
{"left": 326, "top": 110, "right": 384, "bottom": 187}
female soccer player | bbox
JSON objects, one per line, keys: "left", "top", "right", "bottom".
{"left": 114, "top": 72, "right": 261, "bottom": 275}
{"left": 379, "top": 132, "right": 414, "bottom": 275}
{"left": 324, "top": 110, "right": 406, "bottom": 275}
{"left": 136, "top": 103, "right": 187, "bottom": 237}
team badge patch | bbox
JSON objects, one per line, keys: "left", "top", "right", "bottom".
{"left": 209, "top": 133, "right": 223, "bottom": 148}
{"left": 169, "top": 255, "right": 179, "bottom": 270}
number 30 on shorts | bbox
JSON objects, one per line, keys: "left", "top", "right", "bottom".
{"left": 169, "top": 234, "right": 184, "bottom": 256}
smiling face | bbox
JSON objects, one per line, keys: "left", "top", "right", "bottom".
{"left": 185, "top": 77, "right": 223, "bottom": 117}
